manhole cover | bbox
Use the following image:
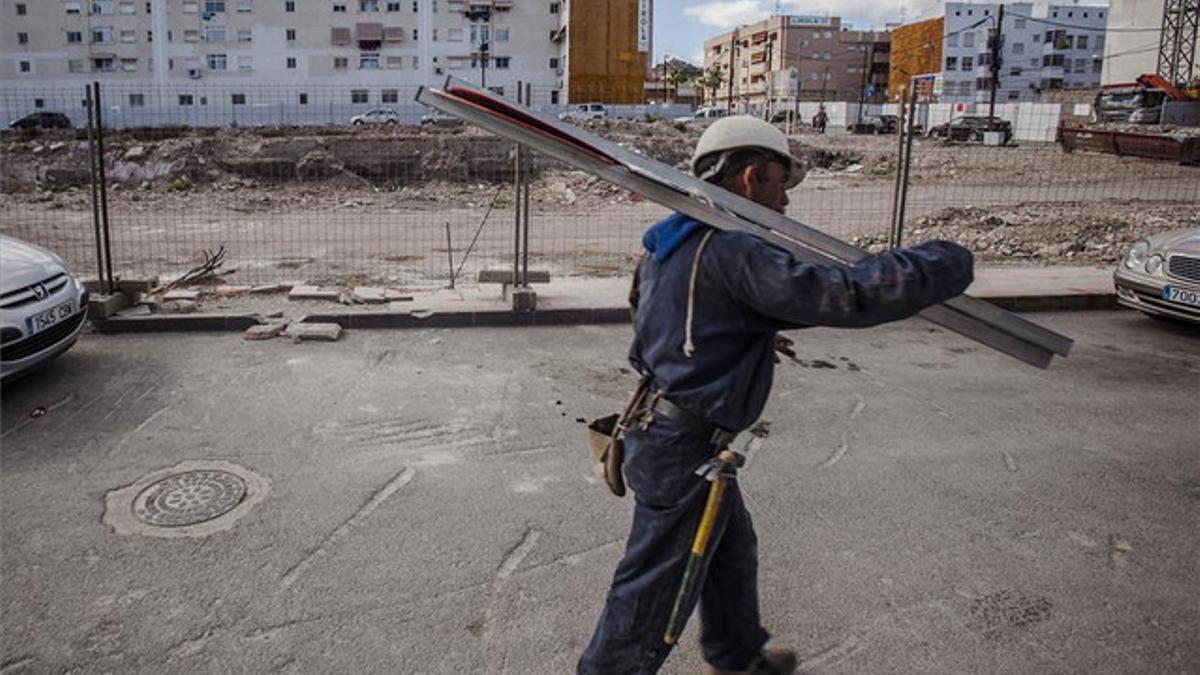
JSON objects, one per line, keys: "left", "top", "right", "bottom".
{"left": 104, "top": 460, "right": 269, "bottom": 539}
{"left": 133, "top": 470, "right": 247, "bottom": 527}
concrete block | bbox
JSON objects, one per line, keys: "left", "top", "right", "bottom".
{"left": 116, "top": 277, "right": 158, "bottom": 294}
{"left": 289, "top": 286, "right": 340, "bottom": 301}
{"left": 87, "top": 293, "right": 132, "bottom": 320}
{"left": 163, "top": 289, "right": 200, "bottom": 301}
{"left": 508, "top": 287, "right": 538, "bottom": 312}
{"left": 250, "top": 284, "right": 283, "bottom": 294}
{"left": 116, "top": 304, "right": 153, "bottom": 317}
{"left": 385, "top": 289, "right": 413, "bottom": 301}
{"left": 286, "top": 322, "right": 342, "bottom": 343}
{"left": 352, "top": 287, "right": 388, "bottom": 304}
{"left": 243, "top": 322, "right": 288, "bottom": 341}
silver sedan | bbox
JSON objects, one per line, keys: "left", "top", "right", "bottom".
{"left": 1, "top": 236, "right": 90, "bottom": 382}
{"left": 1113, "top": 227, "right": 1200, "bottom": 325}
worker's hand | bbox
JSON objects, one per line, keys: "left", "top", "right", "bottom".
{"left": 774, "top": 335, "right": 796, "bottom": 364}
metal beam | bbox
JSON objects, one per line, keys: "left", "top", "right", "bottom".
{"left": 415, "top": 78, "right": 1073, "bottom": 369}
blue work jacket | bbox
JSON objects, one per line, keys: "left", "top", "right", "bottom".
{"left": 629, "top": 212, "right": 974, "bottom": 433}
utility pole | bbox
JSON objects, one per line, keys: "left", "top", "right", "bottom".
{"left": 726, "top": 28, "right": 738, "bottom": 111}
{"left": 857, "top": 39, "right": 870, "bottom": 127}
{"left": 764, "top": 33, "right": 775, "bottom": 119}
{"left": 988, "top": 4, "right": 1004, "bottom": 119}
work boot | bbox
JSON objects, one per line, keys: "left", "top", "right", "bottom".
{"left": 701, "top": 647, "right": 797, "bottom": 675}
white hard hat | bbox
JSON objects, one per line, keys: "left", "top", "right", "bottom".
{"left": 691, "top": 115, "right": 805, "bottom": 188}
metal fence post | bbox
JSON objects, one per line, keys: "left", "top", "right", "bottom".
{"left": 889, "top": 87, "right": 907, "bottom": 247}
{"left": 893, "top": 86, "right": 919, "bottom": 248}
{"left": 84, "top": 84, "right": 107, "bottom": 294}
{"left": 93, "top": 81, "right": 115, "bottom": 291}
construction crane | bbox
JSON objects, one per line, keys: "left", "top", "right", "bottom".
{"left": 1157, "top": 0, "right": 1199, "bottom": 90}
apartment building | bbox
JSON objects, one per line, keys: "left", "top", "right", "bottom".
{"left": 930, "top": 2, "right": 1108, "bottom": 103}
{"left": 1, "top": 0, "right": 643, "bottom": 114}
{"left": 702, "top": 15, "right": 890, "bottom": 111}
{"left": 1102, "top": 0, "right": 1164, "bottom": 84}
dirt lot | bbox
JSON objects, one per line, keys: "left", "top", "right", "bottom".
{"left": 2, "top": 121, "right": 1197, "bottom": 284}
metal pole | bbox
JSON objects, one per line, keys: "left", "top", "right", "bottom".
{"left": 521, "top": 148, "right": 530, "bottom": 287}
{"left": 857, "top": 42, "right": 870, "bottom": 128}
{"left": 512, "top": 144, "right": 521, "bottom": 288}
{"left": 93, "top": 82, "right": 115, "bottom": 292}
{"left": 445, "top": 222, "right": 455, "bottom": 289}
{"left": 894, "top": 86, "right": 919, "bottom": 248}
{"left": 85, "top": 85, "right": 107, "bottom": 294}
{"left": 726, "top": 29, "right": 737, "bottom": 111}
{"left": 988, "top": 4, "right": 1004, "bottom": 121}
{"left": 888, "top": 86, "right": 907, "bottom": 246}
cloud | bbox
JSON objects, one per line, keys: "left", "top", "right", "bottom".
{"left": 683, "top": 0, "right": 771, "bottom": 28}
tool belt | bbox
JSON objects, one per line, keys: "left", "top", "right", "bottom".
{"left": 588, "top": 378, "right": 737, "bottom": 498}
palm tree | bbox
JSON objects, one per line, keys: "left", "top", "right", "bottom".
{"left": 699, "top": 67, "right": 725, "bottom": 107}
{"left": 665, "top": 66, "right": 686, "bottom": 104}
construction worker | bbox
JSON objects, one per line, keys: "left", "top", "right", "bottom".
{"left": 577, "top": 116, "right": 974, "bottom": 675}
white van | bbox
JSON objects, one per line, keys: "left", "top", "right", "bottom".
{"left": 674, "top": 107, "right": 728, "bottom": 124}
{"left": 558, "top": 103, "right": 608, "bottom": 121}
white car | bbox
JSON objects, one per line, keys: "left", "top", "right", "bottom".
{"left": 1113, "top": 227, "right": 1200, "bottom": 324}
{"left": 674, "top": 107, "right": 728, "bottom": 124}
{"left": 350, "top": 108, "right": 401, "bottom": 126}
{"left": 1, "top": 235, "right": 89, "bottom": 382}
{"left": 558, "top": 103, "right": 608, "bottom": 121}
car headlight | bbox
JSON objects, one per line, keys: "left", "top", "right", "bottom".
{"left": 1145, "top": 254, "right": 1164, "bottom": 276}
{"left": 1123, "top": 240, "right": 1149, "bottom": 269}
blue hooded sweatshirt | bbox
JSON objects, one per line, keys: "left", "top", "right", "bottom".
{"left": 630, "top": 212, "right": 974, "bottom": 432}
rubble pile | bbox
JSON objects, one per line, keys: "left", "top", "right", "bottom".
{"left": 850, "top": 203, "right": 1199, "bottom": 264}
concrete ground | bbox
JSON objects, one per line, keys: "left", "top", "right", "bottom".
{"left": 1, "top": 311, "right": 1197, "bottom": 674}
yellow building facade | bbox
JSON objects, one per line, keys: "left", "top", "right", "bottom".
{"left": 888, "top": 17, "right": 944, "bottom": 101}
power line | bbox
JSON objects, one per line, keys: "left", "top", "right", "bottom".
{"left": 1005, "top": 10, "right": 1162, "bottom": 33}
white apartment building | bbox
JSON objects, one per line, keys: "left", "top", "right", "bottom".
{"left": 1101, "top": 0, "right": 1167, "bottom": 84}
{"left": 940, "top": 1, "right": 1107, "bottom": 103}
{"left": 1, "top": 0, "right": 565, "bottom": 122}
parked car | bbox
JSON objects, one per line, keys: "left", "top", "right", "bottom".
{"left": 676, "top": 107, "right": 728, "bottom": 124}
{"left": 927, "top": 116, "right": 1012, "bottom": 144}
{"left": 1113, "top": 226, "right": 1200, "bottom": 325}
{"left": 350, "top": 109, "right": 400, "bottom": 126}
{"left": 849, "top": 114, "right": 899, "bottom": 134}
{"left": 1, "top": 235, "right": 90, "bottom": 382}
{"left": 420, "top": 110, "right": 464, "bottom": 126}
{"left": 9, "top": 111, "right": 72, "bottom": 130}
{"left": 558, "top": 103, "right": 608, "bottom": 121}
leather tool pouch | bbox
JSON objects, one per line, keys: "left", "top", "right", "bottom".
{"left": 587, "top": 375, "right": 650, "bottom": 498}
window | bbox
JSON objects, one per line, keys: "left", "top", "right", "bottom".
{"left": 1031, "top": 58, "right": 1039, "bottom": 66}
{"left": 334, "top": 56, "right": 348, "bottom": 69}
{"left": 286, "top": 56, "right": 297, "bottom": 68}
{"left": 549, "top": 57, "right": 559, "bottom": 69}
{"left": 333, "top": 3, "right": 346, "bottom": 11}
{"left": 448, "top": 28, "right": 463, "bottom": 41}
{"left": 1074, "top": 58, "right": 1087, "bottom": 73}
{"left": 1076, "top": 35, "right": 1088, "bottom": 50}
{"left": 179, "top": 94, "right": 194, "bottom": 105}
{"left": 205, "top": 25, "right": 226, "bottom": 42}
{"left": 381, "top": 88, "right": 398, "bottom": 102}
{"left": 963, "top": 32, "right": 974, "bottom": 48}
{"left": 286, "top": 28, "right": 296, "bottom": 40}
{"left": 238, "top": 0, "right": 252, "bottom": 11}
{"left": 432, "top": 0, "right": 437, "bottom": 10}
{"left": 206, "top": 53, "right": 227, "bottom": 69}
{"left": 550, "top": 2, "right": 559, "bottom": 12}
{"left": 1010, "top": 67, "right": 1022, "bottom": 76}
{"left": 360, "top": 0, "right": 379, "bottom": 10}
{"left": 92, "top": 0, "right": 114, "bottom": 13}
{"left": 550, "top": 90, "right": 559, "bottom": 105}
{"left": 129, "top": 93, "right": 145, "bottom": 107}
{"left": 360, "top": 52, "right": 380, "bottom": 69}
{"left": 412, "top": 0, "right": 417, "bottom": 10}
{"left": 945, "top": 56, "right": 958, "bottom": 70}
{"left": 18, "top": 32, "right": 29, "bottom": 44}
{"left": 93, "top": 27, "right": 113, "bottom": 43}
{"left": 232, "top": 93, "right": 246, "bottom": 105}
{"left": 182, "top": 0, "right": 198, "bottom": 12}
{"left": 285, "top": 0, "right": 294, "bottom": 10}
{"left": 19, "top": 61, "right": 31, "bottom": 73}
{"left": 432, "top": 28, "right": 437, "bottom": 40}
{"left": 494, "top": 56, "right": 509, "bottom": 69}
{"left": 412, "top": 28, "right": 418, "bottom": 40}
{"left": 93, "top": 57, "right": 115, "bottom": 71}
{"left": 68, "top": 59, "right": 85, "bottom": 72}
{"left": 119, "top": 29, "right": 136, "bottom": 43}
{"left": 494, "top": 28, "right": 508, "bottom": 42}
{"left": 16, "top": 3, "right": 27, "bottom": 15}
{"left": 299, "top": 92, "right": 308, "bottom": 104}
{"left": 1032, "top": 33, "right": 1040, "bottom": 43}
{"left": 351, "top": 89, "right": 368, "bottom": 103}
{"left": 184, "top": 29, "right": 200, "bottom": 41}
{"left": 1095, "top": 36, "right": 1104, "bottom": 50}
{"left": 1013, "top": 18, "right": 1025, "bottom": 29}
{"left": 386, "top": 55, "right": 404, "bottom": 68}
{"left": 947, "top": 33, "right": 958, "bottom": 47}
{"left": 237, "top": 54, "right": 252, "bottom": 69}
{"left": 204, "top": 0, "right": 226, "bottom": 12}
{"left": 121, "top": 58, "right": 137, "bottom": 71}
{"left": 1007, "top": 90, "right": 1019, "bottom": 100}
{"left": 412, "top": 55, "right": 418, "bottom": 68}
{"left": 1011, "top": 42, "right": 1024, "bottom": 55}
{"left": 387, "top": 1, "right": 400, "bottom": 9}
{"left": 66, "top": 2, "right": 81, "bottom": 13}
{"left": 487, "top": 86, "right": 504, "bottom": 96}
{"left": 120, "top": 1, "right": 135, "bottom": 13}
{"left": 237, "top": 28, "right": 252, "bottom": 42}
{"left": 148, "top": 30, "right": 153, "bottom": 41}
{"left": 1092, "top": 59, "right": 1102, "bottom": 74}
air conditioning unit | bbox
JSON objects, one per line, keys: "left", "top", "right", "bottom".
{"left": 435, "top": 66, "right": 444, "bottom": 74}
{"left": 188, "top": 68, "right": 202, "bottom": 79}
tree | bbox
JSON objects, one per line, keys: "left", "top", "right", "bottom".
{"left": 698, "top": 67, "right": 724, "bottom": 107}
{"left": 665, "top": 66, "right": 686, "bottom": 104}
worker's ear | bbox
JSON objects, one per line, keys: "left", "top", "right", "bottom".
{"left": 737, "top": 163, "right": 758, "bottom": 197}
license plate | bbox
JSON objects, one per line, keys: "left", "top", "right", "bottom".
{"left": 1162, "top": 286, "right": 1200, "bottom": 308}
{"left": 25, "top": 301, "right": 74, "bottom": 335}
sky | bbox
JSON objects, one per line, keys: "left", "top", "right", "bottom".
{"left": 654, "top": 0, "right": 946, "bottom": 65}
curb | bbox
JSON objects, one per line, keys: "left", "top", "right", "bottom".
{"left": 92, "top": 313, "right": 264, "bottom": 334}
{"left": 85, "top": 294, "right": 1118, "bottom": 334}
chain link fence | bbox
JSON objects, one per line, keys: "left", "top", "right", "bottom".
{"left": 2, "top": 82, "right": 1196, "bottom": 290}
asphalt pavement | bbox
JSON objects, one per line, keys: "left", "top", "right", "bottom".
{"left": 1, "top": 311, "right": 1197, "bottom": 674}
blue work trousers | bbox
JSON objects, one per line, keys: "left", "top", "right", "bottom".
{"left": 578, "top": 417, "right": 770, "bottom": 674}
